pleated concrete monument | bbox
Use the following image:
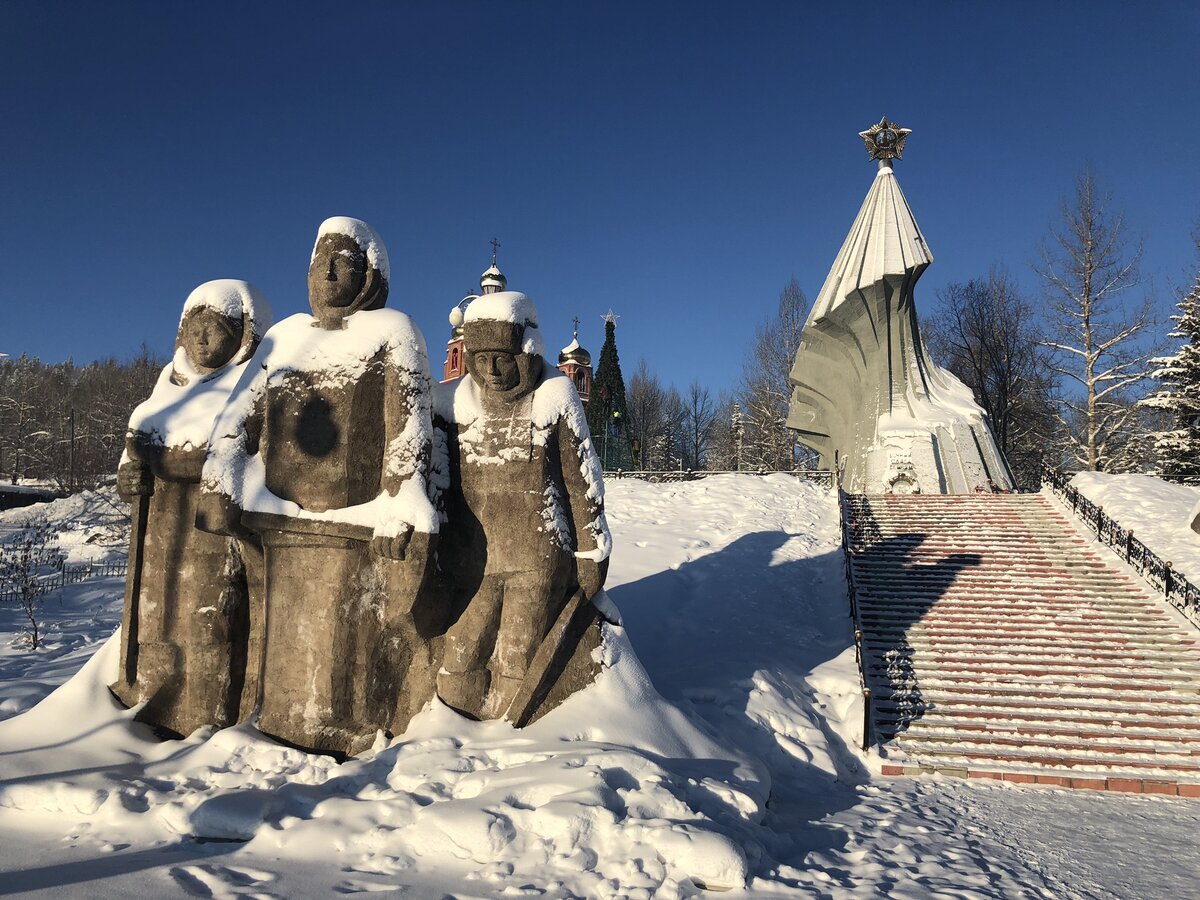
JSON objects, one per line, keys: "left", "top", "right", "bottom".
{"left": 787, "top": 118, "right": 1013, "bottom": 494}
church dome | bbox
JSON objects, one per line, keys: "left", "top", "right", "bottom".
{"left": 558, "top": 335, "right": 591, "bottom": 367}
{"left": 480, "top": 264, "right": 507, "bottom": 294}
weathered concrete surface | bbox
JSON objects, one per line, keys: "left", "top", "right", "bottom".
{"left": 434, "top": 292, "right": 612, "bottom": 723}
{"left": 112, "top": 282, "right": 269, "bottom": 737}
{"left": 787, "top": 161, "right": 1013, "bottom": 494}
{"left": 197, "top": 218, "right": 439, "bottom": 758}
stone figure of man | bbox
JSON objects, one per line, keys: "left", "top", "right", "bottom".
{"left": 434, "top": 291, "right": 612, "bottom": 722}
{"left": 197, "top": 217, "right": 438, "bottom": 757}
{"left": 112, "top": 280, "right": 272, "bottom": 737}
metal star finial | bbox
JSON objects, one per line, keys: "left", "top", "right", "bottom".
{"left": 858, "top": 117, "right": 911, "bottom": 162}
{"left": 602, "top": 309, "right": 620, "bottom": 326}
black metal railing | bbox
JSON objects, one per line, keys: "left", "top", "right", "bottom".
{"left": 835, "top": 470, "right": 873, "bottom": 751}
{"left": 1041, "top": 463, "right": 1200, "bottom": 629}
{"left": 604, "top": 469, "right": 835, "bottom": 488}
{"left": 0, "top": 558, "right": 127, "bottom": 605}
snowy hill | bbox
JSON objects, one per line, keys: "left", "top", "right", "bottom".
{"left": 0, "top": 476, "right": 1197, "bottom": 898}
{"left": 1070, "top": 471, "right": 1200, "bottom": 585}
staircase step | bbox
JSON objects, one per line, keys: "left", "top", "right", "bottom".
{"left": 846, "top": 491, "right": 1200, "bottom": 794}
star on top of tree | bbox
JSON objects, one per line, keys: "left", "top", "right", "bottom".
{"left": 602, "top": 309, "right": 620, "bottom": 326}
{"left": 858, "top": 117, "right": 912, "bottom": 161}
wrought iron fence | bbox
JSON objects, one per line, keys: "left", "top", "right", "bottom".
{"left": 1041, "top": 463, "right": 1200, "bottom": 629}
{"left": 0, "top": 558, "right": 127, "bottom": 605}
{"left": 835, "top": 475, "right": 873, "bottom": 752}
{"left": 604, "top": 469, "right": 835, "bottom": 488}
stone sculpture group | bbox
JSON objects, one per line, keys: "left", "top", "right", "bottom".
{"left": 112, "top": 218, "right": 612, "bottom": 757}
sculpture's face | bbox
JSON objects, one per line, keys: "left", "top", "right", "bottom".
{"left": 183, "top": 307, "right": 243, "bottom": 371}
{"left": 471, "top": 350, "right": 520, "bottom": 394}
{"left": 308, "top": 233, "right": 366, "bottom": 324}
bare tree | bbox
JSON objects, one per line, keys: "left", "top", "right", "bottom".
{"left": 0, "top": 346, "right": 167, "bottom": 489}
{"left": 682, "top": 379, "right": 717, "bottom": 469}
{"left": 1036, "top": 170, "right": 1155, "bottom": 471}
{"left": 925, "top": 269, "right": 1059, "bottom": 488}
{"left": 0, "top": 524, "right": 65, "bottom": 649}
{"left": 740, "top": 278, "right": 813, "bottom": 470}
{"left": 627, "top": 359, "right": 666, "bottom": 470}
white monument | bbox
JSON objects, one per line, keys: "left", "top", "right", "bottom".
{"left": 787, "top": 118, "right": 1014, "bottom": 494}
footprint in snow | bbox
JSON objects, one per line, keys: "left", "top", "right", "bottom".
{"left": 169, "top": 863, "right": 277, "bottom": 898}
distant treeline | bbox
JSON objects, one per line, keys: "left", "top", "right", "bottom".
{"left": 0, "top": 348, "right": 166, "bottom": 491}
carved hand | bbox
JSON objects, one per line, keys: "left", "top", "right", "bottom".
{"left": 117, "top": 461, "right": 154, "bottom": 500}
{"left": 194, "top": 491, "right": 252, "bottom": 540}
{"left": 371, "top": 526, "right": 414, "bottom": 561}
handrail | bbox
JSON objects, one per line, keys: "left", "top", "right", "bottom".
{"left": 835, "top": 466, "right": 873, "bottom": 752}
{"left": 1041, "top": 462, "right": 1200, "bottom": 629}
{"left": 604, "top": 469, "right": 835, "bottom": 488}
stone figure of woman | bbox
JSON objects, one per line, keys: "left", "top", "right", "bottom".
{"left": 111, "top": 279, "right": 272, "bottom": 737}
{"left": 197, "top": 217, "right": 439, "bottom": 758}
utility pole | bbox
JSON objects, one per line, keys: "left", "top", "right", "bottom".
{"left": 68, "top": 407, "right": 76, "bottom": 494}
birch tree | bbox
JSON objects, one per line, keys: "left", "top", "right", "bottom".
{"left": 1036, "top": 170, "right": 1154, "bottom": 471}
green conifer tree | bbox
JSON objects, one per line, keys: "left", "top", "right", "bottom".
{"left": 587, "top": 315, "right": 634, "bottom": 470}
{"left": 1143, "top": 273, "right": 1200, "bottom": 478}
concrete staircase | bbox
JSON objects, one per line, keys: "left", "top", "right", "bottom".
{"left": 846, "top": 492, "right": 1200, "bottom": 796}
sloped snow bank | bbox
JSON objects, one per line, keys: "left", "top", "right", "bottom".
{"left": 0, "top": 486, "right": 128, "bottom": 564}
{"left": 1069, "top": 471, "right": 1200, "bottom": 585}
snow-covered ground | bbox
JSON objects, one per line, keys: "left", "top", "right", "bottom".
{"left": 1070, "top": 471, "right": 1200, "bottom": 585}
{"left": 0, "top": 476, "right": 1197, "bottom": 898}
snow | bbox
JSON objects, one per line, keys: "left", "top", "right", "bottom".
{"left": 125, "top": 279, "right": 271, "bottom": 452}
{"left": 0, "top": 476, "right": 1198, "bottom": 896}
{"left": 202, "top": 307, "right": 438, "bottom": 537}
{"left": 313, "top": 216, "right": 390, "bottom": 281}
{"left": 463, "top": 291, "right": 547, "bottom": 357}
{"left": 1070, "top": 471, "right": 1200, "bottom": 585}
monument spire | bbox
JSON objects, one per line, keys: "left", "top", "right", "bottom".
{"left": 785, "top": 118, "right": 1014, "bottom": 494}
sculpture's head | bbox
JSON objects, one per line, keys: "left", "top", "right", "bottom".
{"left": 308, "top": 217, "right": 389, "bottom": 328}
{"left": 182, "top": 307, "right": 242, "bottom": 372}
{"left": 462, "top": 292, "right": 546, "bottom": 404}
{"left": 172, "top": 280, "right": 273, "bottom": 384}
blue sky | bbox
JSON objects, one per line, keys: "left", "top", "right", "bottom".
{"left": 2, "top": 2, "right": 1197, "bottom": 395}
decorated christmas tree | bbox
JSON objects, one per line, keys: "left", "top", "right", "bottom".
{"left": 586, "top": 311, "right": 634, "bottom": 470}
{"left": 1144, "top": 273, "right": 1200, "bottom": 478}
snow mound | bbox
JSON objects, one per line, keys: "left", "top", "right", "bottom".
{"left": 0, "top": 612, "right": 763, "bottom": 894}
{"left": 0, "top": 486, "right": 128, "bottom": 565}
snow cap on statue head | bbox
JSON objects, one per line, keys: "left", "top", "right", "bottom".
{"left": 172, "top": 279, "right": 273, "bottom": 385}
{"left": 310, "top": 216, "right": 390, "bottom": 317}
{"left": 462, "top": 291, "right": 546, "bottom": 401}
